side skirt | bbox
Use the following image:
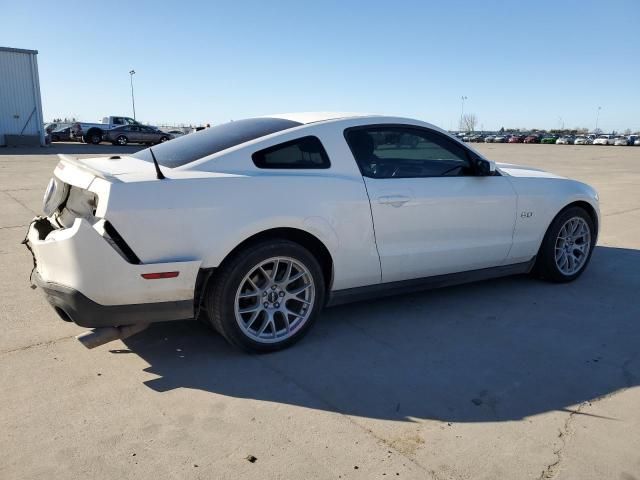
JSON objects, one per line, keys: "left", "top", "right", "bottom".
{"left": 326, "top": 258, "right": 536, "bottom": 307}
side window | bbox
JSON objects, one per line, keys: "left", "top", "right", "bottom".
{"left": 345, "top": 127, "right": 474, "bottom": 179}
{"left": 252, "top": 136, "right": 330, "bottom": 169}
{"left": 112, "top": 117, "right": 124, "bottom": 125}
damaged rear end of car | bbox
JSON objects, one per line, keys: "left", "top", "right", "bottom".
{"left": 25, "top": 154, "right": 202, "bottom": 347}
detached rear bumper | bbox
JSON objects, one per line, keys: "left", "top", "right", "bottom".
{"left": 34, "top": 271, "right": 193, "bottom": 328}
{"left": 26, "top": 217, "right": 201, "bottom": 328}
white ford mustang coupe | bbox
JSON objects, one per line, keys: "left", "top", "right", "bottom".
{"left": 26, "top": 113, "right": 599, "bottom": 352}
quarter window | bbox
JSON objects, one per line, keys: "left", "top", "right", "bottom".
{"left": 252, "top": 136, "right": 330, "bottom": 169}
{"left": 345, "top": 127, "right": 474, "bottom": 179}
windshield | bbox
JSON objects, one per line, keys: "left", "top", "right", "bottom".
{"left": 133, "top": 117, "right": 302, "bottom": 168}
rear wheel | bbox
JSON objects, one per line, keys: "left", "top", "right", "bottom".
{"left": 116, "top": 135, "right": 128, "bottom": 146}
{"left": 534, "top": 206, "right": 595, "bottom": 282}
{"left": 205, "top": 240, "right": 325, "bottom": 352}
{"left": 87, "top": 129, "right": 102, "bottom": 144}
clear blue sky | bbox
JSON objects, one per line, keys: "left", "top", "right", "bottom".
{"left": 2, "top": 0, "right": 638, "bottom": 131}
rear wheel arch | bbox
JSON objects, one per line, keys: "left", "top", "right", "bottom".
{"left": 86, "top": 127, "right": 103, "bottom": 144}
{"left": 212, "top": 227, "right": 334, "bottom": 293}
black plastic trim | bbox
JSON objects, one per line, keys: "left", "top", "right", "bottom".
{"left": 326, "top": 259, "right": 535, "bottom": 307}
{"left": 103, "top": 221, "right": 141, "bottom": 264}
{"left": 34, "top": 272, "right": 193, "bottom": 328}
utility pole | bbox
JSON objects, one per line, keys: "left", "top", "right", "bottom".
{"left": 129, "top": 70, "right": 136, "bottom": 120}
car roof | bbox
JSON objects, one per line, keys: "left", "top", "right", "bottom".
{"left": 265, "top": 112, "right": 377, "bottom": 124}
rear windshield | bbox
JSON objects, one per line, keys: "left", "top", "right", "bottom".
{"left": 132, "top": 117, "right": 302, "bottom": 168}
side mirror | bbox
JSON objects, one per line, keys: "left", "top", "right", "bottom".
{"left": 476, "top": 159, "right": 496, "bottom": 176}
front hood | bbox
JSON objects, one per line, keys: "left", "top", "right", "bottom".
{"left": 496, "top": 162, "right": 566, "bottom": 179}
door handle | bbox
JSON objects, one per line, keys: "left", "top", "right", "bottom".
{"left": 378, "top": 195, "right": 410, "bottom": 207}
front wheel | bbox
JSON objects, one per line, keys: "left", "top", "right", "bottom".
{"left": 116, "top": 135, "right": 128, "bottom": 146}
{"left": 205, "top": 240, "right": 325, "bottom": 352}
{"left": 534, "top": 206, "right": 595, "bottom": 282}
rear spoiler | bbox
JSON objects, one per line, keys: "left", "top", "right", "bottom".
{"left": 57, "top": 154, "right": 122, "bottom": 183}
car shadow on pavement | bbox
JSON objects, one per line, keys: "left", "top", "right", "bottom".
{"left": 122, "top": 245, "right": 640, "bottom": 423}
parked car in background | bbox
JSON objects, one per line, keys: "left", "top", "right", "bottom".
{"left": 614, "top": 136, "right": 629, "bottom": 146}
{"left": 26, "top": 112, "right": 600, "bottom": 352}
{"left": 541, "top": 135, "right": 558, "bottom": 144}
{"left": 469, "top": 134, "right": 486, "bottom": 142}
{"left": 50, "top": 127, "right": 72, "bottom": 142}
{"left": 635, "top": 138, "right": 640, "bottom": 146}
{"left": 166, "top": 129, "right": 186, "bottom": 138}
{"left": 556, "top": 136, "right": 574, "bottom": 145}
{"left": 493, "top": 135, "right": 509, "bottom": 143}
{"left": 627, "top": 135, "right": 638, "bottom": 145}
{"left": 593, "top": 134, "right": 615, "bottom": 145}
{"left": 524, "top": 135, "right": 541, "bottom": 144}
{"left": 508, "top": 135, "right": 525, "bottom": 143}
{"left": 44, "top": 122, "right": 70, "bottom": 134}
{"left": 484, "top": 135, "right": 495, "bottom": 143}
{"left": 573, "top": 136, "right": 592, "bottom": 145}
{"left": 70, "top": 116, "right": 161, "bottom": 144}
{"left": 103, "top": 125, "right": 170, "bottom": 146}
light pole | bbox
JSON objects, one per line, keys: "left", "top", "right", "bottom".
{"left": 129, "top": 70, "right": 136, "bottom": 120}
{"left": 460, "top": 96, "right": 468, "bottom": 131}
{"left": 595, "top": 106, "right": 601, "bottom": 132}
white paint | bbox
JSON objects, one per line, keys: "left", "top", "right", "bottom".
{"left": 28, "top": 114, "right": 600, "bottom": 308}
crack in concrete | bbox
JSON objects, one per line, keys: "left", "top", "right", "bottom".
{"left": 3, "top": 190, "right": 38, "bottom": 215}
{"left": 538, "top": 353, "right": 639, "bottom": 479}
{"left": 0, "top": 335, "right": 76, "bottom": 356}
{"left": 538, "top": 401, "right": 587, "bottom": 479}
{"left": 603, "top": 207, "right": 640, "bottom": 218}
{"left": 0, "top": 223, "right": 29, "bottom": 230}
{"left": 258, "top": 356, "right": 448, "bottom": 480}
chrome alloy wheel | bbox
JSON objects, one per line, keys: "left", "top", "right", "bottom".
{"left": 234, "top": 257, "right": 315, "bottom": 343}
{"left": 554, "top": 216, "right": 591, "bottom": 275}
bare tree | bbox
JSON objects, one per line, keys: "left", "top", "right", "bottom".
{"left": 460, "top": 113, "right": 478, "bottom": 132}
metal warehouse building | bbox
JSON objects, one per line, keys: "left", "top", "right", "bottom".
{"left": 0, "top": 47, "right": 45, "bottom": 146}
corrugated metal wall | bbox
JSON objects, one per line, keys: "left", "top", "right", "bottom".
{"left": 0, "top": 48, "right": 45, "bottom": 146}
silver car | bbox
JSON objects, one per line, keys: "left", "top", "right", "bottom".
{"left": 105, "top": 125, "right": 170, "bottom": 146}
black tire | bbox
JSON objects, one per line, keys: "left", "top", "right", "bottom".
{"left": 116, "top": 135, "right": 128, "bottom": 146}
{"left": 204, "top": 239, "right": 325, "bottom": 353}
{"left": 534, "top": 206, "right": 596, "bottom": 283}
{"left": 159, "top": 136, "right": 169, "bottom": 143}
{"left": 87, "top": 129, "right": 102, "bottom": 144}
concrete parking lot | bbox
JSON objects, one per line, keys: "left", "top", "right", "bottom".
{"left": 1, "top": 142, "right": 639, "bottom": 479}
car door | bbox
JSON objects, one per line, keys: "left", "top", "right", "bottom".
{"left": 137, "top": 126, "right": 151, "bottom": 143}
{"left": 345, "top": 125, "right": 517, "bottom": 283}
{"left": 128, "top": 125, "right": 142, "bottom": 143}
{"left": 143, "top": 126, "right": 160, "bottom": 143}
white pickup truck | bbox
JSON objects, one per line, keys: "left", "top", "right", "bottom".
{"left": 70, "top": 116, "right": 158, "bottom": 144}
